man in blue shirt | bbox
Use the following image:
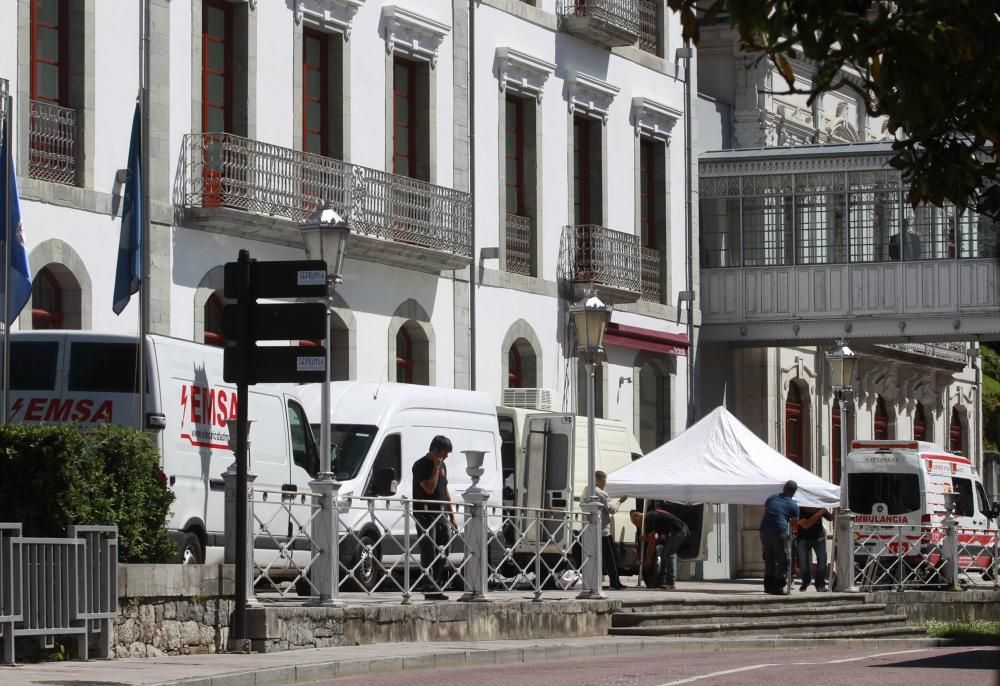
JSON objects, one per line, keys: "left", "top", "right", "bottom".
{"left": 759, "top": 480, "right": 800, "bottom": 595}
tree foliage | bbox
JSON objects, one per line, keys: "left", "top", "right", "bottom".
{"left": 670, "top": 0, "right": 1000, "bottom": 219}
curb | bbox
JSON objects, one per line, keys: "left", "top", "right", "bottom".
{"left": 158, "top": 637, "right": 952, "bottom": 686}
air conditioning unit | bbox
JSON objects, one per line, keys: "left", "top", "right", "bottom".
{"left": 502, "top": 388, "right": 554, "bottom": 411}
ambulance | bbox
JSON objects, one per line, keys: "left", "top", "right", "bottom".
{"left": 843, "top": 440, "right": 999, "bottom": 577}
{"left": 6, "top": 331, "right": 321, "bottom": 568}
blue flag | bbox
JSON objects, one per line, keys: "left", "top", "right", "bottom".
{"left": 113, "top": 102, "right": 142, "bottom": 315}
{"left": 0, "top": 116, "right": 32, "bottom": 327}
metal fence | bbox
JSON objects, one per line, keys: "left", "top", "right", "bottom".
{"left": 835, "top": 514, "right": 999, "bottom": 592}
{"left": 237, "top": 478, "right": 598, "bottom": 604}
{"left": 640, "top": 246, "right": 662, "bottom": 302}
{"left": 560, "top": 224, "right": 642, "bottom": 296}
{"left": 505, "top": 213, "right": 534, "bottom": 276}
{"left": 181, "top": 132, "right": 473, "bottom": 259}
{"left": 564, "top": 0, "right": 641, "bottom": 37}
{"left": 0, "top": 524, "right": 118, "bottom": 664}
{"left": 29, "top": 99, "right": 78, "bottom": 185}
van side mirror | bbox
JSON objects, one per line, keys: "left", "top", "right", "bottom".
{"left": 373, "top": 467, "right": 397, "bottom": 496}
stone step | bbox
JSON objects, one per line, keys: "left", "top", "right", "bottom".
{"left": 611, "top": 623, "right": 928, "bottom": 640}
{"left": 618, "top": 593, "right": 868, "bottom": 615}
{"left": 609, "top": 613, "right": 913, "bottom": 638}
{"left": 613, "top": 602, "right": 890, "bottom": 628}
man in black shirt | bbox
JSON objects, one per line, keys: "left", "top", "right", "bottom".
{"left": 795, "top": 506, "right": 833, "bottom": 592}
{"left": 631, "top": 505, "right": 690, "bottom": 589}
{"left": 412, "top": 435, "right": 457, "bottom": 599}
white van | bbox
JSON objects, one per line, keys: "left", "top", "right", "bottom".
{"left": 844, "top": 440, "right": 999, "bottom": 574}
{"left": 7, "top": 331, "right": 320, "bottom": 568}
{"left": 297, "top": 381, "right": 504, "bottom": 590}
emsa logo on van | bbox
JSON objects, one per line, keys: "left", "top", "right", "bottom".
{"left": 9, "top": 397, "right": 113, "bottom": 423}
{"left": 180, "top": 384, "right": 238, "bottom": 450}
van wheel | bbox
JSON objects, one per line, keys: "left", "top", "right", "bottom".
{"left": 347, "top": 532, "right": 382, "bottom": 592}
{"left": 180, "top": 531, "right": 204, "bottom": 565}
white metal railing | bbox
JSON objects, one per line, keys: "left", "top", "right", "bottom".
{"left": 0, "top": 524, "right": 117, "bottom": 664}
{"left": 29, "top": 99, "right": 78, "bottom": 185}
{"left": 505, "top": 213, "right": 533, "bottom": 276}
{"left": 181, "top": 132, "right": 472, "bottom": 259}
{"left": 640, "top": 246, "right": 662, "bottom": 302}
{"left": 563, "top": 0, "right": 641, "bottom": 37}
{"left": 877, "top": 342, "right": 969, "bottom": 365}
{"left": 835, "top": 514, "right": 999, "bottom": 592}
{"left": 560, "top": 224, "right": 642, "bottom": 295}
{"left": 232, "top": 476, "right": 600, "bottom": 604}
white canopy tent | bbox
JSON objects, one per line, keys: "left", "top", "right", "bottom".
{"left": 604, "top": 406, "right": 841, "bottom": 508}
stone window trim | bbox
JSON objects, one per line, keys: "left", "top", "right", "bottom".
{"left": 294, "top": 0, "right": 364, "bottom": 40}
{"left": 500, "top": 319, "right": 543, "bottom": 390}
{"left": 387, "top": 298, "right": 435, "bottom": 386}
{"left": 632, "top": 352, "right": 676, "bottom": 453}
{"left": 21, "top": 239, "right": 92, "bottom": 330}
{"left": 381, "top": 5, "right": 450, "bottom": 68}
{"left": 566, "top": 72, "right": 619, "bottom": 124}
{"left": 631, "top": 96, "right": 681, "bottom": 143}
{"left": 495, "top": 47, "right": 555, "bottom": 102}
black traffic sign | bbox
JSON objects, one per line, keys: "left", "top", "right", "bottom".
{"left": 224, "top": 345, "right": 327, "bottom": 384}
{"left": 222, "top": 302, "right": 326, "bottom": 342}
{"left": 224, "top": 259, "right": 328, "bottom": 299}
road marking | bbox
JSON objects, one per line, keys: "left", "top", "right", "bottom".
{"left": 653, "top": 649, "right": 929, "bottom": 685}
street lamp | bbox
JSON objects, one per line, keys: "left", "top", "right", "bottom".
{"left": 300, "top": 206, "right": 350, "bottom": 476}
{"left": 827, "top": 338, "right": 858, "bottom": 488}
{"left": 569, "top": 291, "right": 612, "bottom": 598}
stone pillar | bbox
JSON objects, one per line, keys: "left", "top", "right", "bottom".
{"left": 942, "top": 511, "right": 960, "bottom": 591}
{"left": 459, "top": 487, "right": 490, "bottom": 602}
{"left": 577, "top": 500, "right": 606, "bottom": 599}
{"left": 222, "top": 461, "right": 258, "bottom": 606}
{"left": 307, "top": 476, "right": 343, "bottom": 606}
{"left": 833, "top": 510, "right": 857, "bottom": 592}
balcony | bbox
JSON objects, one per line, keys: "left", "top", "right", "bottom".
{"left": 505, "top": 213, "right": 533, "bottom": 276}
{"left": 561, "top": 0, "right": 640, "bottom": 49}
{"left": 640, "top": 246, "right": 662, "bottom": 303}
{"left": 559, "top": 224, "right": 641, "bottom": 305}
{"left": 29, "top": 99, "right": 77, "bottom": 185}
{"left": 875, "top": 342, "right": 969, "bottom": 368}
{"left": 179, "top": 133, "right": 472, "bottom": 273}
{"left": 637, "top": 0, "right": 659, "bottom": 55}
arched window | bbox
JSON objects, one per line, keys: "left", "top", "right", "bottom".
{"left": 506, "top": 337, "right": 537, "bottom": 389}
{"left": 32, "top": 267, "right": 63, "bottom": 329}
{"left": 508, "top": 345, "right": 522, "bottom": 388}
{"left": 913, "top": 402, "right": 927, "bottom": 442}
{"left": 639, "top": 361, "right": 670, "bottom": 453}
{"left": 831, "top": 402, "right": 841, "bottom": 485}
{"left": 784, "top": 383, "right": 804, "bottom": 466}
{"left": 950, "top": 406, "right": 964, "bottom": 454}
{"left": 396, "top": 327, "right": 413, "bottom": 383}
{"left": 874, "top": 395, "right": 889, "bottom": 440}
{"left": 204, "top": 292, "right": 225, "bottom": 347}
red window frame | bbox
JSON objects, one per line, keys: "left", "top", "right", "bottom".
{"left": 31, "top": 267, "right": 63, "bottom": 330}
{"left": 30, "top": 0, "right": 68, "bottom": 105}
{"left": 303, "top": 28, "right": 328, "bottom": 156}
{"left": 392, "top": 58, "right": 417, "bottom": 177}
{"left": 396, "top": 327, "right": 413, "bottom": 383}
{"left": 913, "top": 402, "right": 927, "bottom": 442}
{"left": 874, "top": 396, "right": 889, "bottom": 440}
{"left": 784, "top": 384, "right": 804, "bottom": 467}
{"left": 505, "top": 96, "right": 525, "bottom": 216}
{"left": 831, "top": 403, "right": 841, "bottom": 485}
{"left": 639, "top": 138, "right": 657, "bottom": 249}
{"left": 508, "top": 345, "right": 522, "bottom": 388}
{"left": 573, "top": 115, "right": 592, "bottom": 225}
{"left": 949, "top": 407, "right": 963, "bottom": 453}
{"left": 204, "top": 292, "right": 225, "bottom": 347}
{"left": 202, "top": 0, "right": 233, "bottom": 134}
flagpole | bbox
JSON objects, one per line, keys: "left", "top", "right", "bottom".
{"left": 138, "top": 0, "right": 150, "bottom": 426}
{"left": 2, "top": 93, "right": 11, "bottom": 426}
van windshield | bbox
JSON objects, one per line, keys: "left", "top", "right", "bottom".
{"left": 310, "top": 423, "right": 377, "bottom": 482}
{"left": 847, "top": 472, "right": 921, "bottom": 515}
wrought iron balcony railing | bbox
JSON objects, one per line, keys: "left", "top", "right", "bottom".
{"left": 29, "top": 99, "right": 78, "bottom": 185}
{"left": 640, "top": 246, "right": 662, "bottom": 302}
{"left": 505, "top": 213, "right": 533, "bottom": 276}
{"left": 560, "top": 224, "right": 641, "bottom": 302}
{"left": 637, "top": 0, "right": 659, "bottom": 55}
{"left": 181, "top": 132, "right": 472, "bottom": 260}
{"left": 561, "top": 0, "right": 641, "bottom": 49}
{"left": 878, "top": 342, "right": 969, "bottom": 366}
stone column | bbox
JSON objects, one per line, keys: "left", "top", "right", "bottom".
{"left": 307, "top": 476, "right": 343, "bottom": 606}
{"left": 459, "top": 487, "right": 491, "bottom": 602}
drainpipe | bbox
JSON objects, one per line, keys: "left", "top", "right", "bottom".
{"left": 468, "top": 0, "right": 477, "bottom": 390}
{"left": 678, "top": 39, "right": 695, "bottom": 427}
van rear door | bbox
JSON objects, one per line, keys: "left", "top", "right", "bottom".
{"left": 521, "top": 414, "right": 574, "bottom": 548}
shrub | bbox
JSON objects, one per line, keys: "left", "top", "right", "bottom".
{"left": 0, "top": 424, "right": 175, "bottom": 562}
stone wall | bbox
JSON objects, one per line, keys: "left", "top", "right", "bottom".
{"left": 870, "top": 590, "right": 1000, "bottom": 623}
{"left": 114, "top": 564, "right": 235, "bottom": 657}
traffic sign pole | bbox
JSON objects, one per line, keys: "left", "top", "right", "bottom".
{"left": 233, "top": 249, "right": 251, "bottom": 649}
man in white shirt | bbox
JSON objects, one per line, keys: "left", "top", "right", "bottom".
{"left": 594, "top": 471, "right": 626, "bottom": 590}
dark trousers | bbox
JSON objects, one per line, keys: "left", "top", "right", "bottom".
{"left": 659, "top": 529, "right": 687, "bottom": 584}
{"left": 760, "top": 528, "right": 791, "bottom": 593}
{"left": 416, "top": 512, "right": 450, "bottom": 590}
{"left": 601, "top": 534, "right": 623, "bottom": 588}
{"left": 797, "top": 536, "right": 828, "bottom": 589}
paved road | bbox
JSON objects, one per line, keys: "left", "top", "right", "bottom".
{"left": 315, "top": 647, "right": 998, "bottom": 686}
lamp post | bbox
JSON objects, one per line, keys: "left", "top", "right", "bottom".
{"left": 569, "top": 291, "right": 612, "bottom": 599}
{"left": 300, "top": 207, "right": 351, "bottom": 476}
{"left": 299, "top": 207, "right": 350, "bottom": 607}
{"left": 827, "top": 338, "right": 858, "bottom": 593}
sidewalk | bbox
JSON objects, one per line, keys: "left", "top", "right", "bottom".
{"left": 0, "top": 580, "right": 951, "bottom": 686}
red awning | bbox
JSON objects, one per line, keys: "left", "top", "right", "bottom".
{"left": 603, "top": 323, "right": 689, "bottom": 356}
